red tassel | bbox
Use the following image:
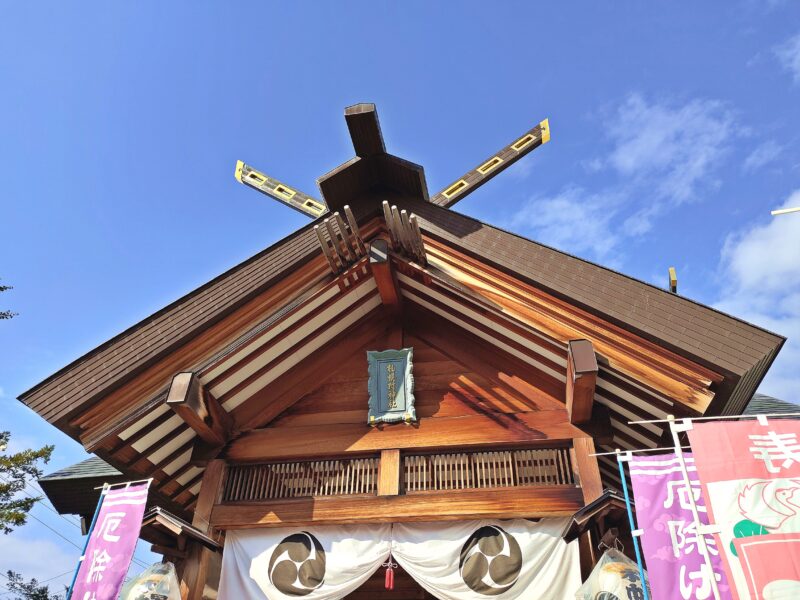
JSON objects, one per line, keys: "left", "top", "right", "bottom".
{"left": 385, "top": 565, "right": 394, "bottom": 590}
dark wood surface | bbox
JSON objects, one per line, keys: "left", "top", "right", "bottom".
{"left": 430, "top": 120, "right": 548, "bottom": 207}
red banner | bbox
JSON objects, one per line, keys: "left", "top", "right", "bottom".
{"left": 687, "top": 419, "right": 800, "bottom": 599}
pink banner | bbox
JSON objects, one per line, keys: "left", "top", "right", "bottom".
{"left": 629, "top": 452, "right": 729, "bottom": 599}
{"left": 70, "top": 482, "right": 149, "bottom": 600}
{"left": 688, "top": 419, "right": 800, "bottom": 600}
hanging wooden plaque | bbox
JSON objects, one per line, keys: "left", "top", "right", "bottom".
{"left": 367, "top": 348, "right": 416, "bottom": 425}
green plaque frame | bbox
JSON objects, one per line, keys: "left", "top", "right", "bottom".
{"left": 367, "top": 347, "right": 416, "bottom": 425}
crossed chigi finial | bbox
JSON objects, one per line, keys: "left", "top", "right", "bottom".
{"left": 234, "top": 103, "right": 549, "bottom": 218}
{"left": 234, "top": 104, "right": 549, "bottom": 275}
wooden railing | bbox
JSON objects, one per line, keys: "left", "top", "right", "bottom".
{"left": 223, "top": 457, "right": 379, "bottom": 502}
{"left": 404, "top": 448, "right": 575, "bottom": 493}
{"left": 223, "top": 447, "right": 576, "bottom": 503}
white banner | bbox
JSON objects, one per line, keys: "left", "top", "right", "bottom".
{"left": 393, "top": 518, "right": 579, "bottom": 600}
{"left": 218, "top": 519, "right": 579, "bottom": 600}
{"left": 218, "top": 524, "right": 391, "bottom": 600}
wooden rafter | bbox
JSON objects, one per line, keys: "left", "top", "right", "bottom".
{"left": 229, "top": 307, "right": 394, "bottom": 432}
{"left": 74, "top": 255, "right": 336, "bottom": 451}
{"left": 419, "top": 239, "right": 721, "bottom": 412}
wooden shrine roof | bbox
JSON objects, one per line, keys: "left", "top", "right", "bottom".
{"left": 403, "top": 198, "right": 785, "bottom": 417}
{"left": 19, "top": 197, "right": 783, "bottom": 432}
{"left": 18, "top": 104, "right": 785, "bottom": 511}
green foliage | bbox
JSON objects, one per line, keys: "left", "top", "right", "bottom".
{"left": 0, "top": 281, "right": 17, "bottom": 320}
{"left": 0, "top": 432, "right": 54, "bottom": 534}
{"left": 4, "top": 571, "right": 65, "bottom": 600}
{"left": 729, "top": 518, "right": 769, "bottom": 556}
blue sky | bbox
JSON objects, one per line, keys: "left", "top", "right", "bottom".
{"left": 2, "top": 0, "right": 800, "bottom": 589}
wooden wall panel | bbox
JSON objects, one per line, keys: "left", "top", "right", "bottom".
{"left": 268, "top": 333, "right": 552, "bottom": 431}
{"left": 211, "top": 486, "right": 584, "bottom": 529}
{"left": 226, "top": 411, "right": 581, "bottom": 462}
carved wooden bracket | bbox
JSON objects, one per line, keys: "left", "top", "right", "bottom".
{"left": 167, "top": 372, "right": 233, "bottom": 448}
{"left": 566, "top": 339, "right": 598, "bottom": 425}
{"left": 369, "top": 238, "right": 403, "bottom": 315}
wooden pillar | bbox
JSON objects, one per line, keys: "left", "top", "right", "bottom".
{"left": 183, "top": 459, "right": 226, "bottom": 600}
{"left": 566, "top": 339, "right": 598, "bottom": 424}
{"left": 572, "top": 437, "right": 603, "bottom": 505}
{"left": 378, "top": 449, "right": 401, "bottom": 496}
{"left": 578, "top": 528, "right": 597, "bottom": 580}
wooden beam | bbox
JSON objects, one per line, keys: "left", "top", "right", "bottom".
{"left": 234, "top": 161, "right": 327, "bottom": 218}
{"left": 566, "top": 340, "right": 598, "bottom": 425}
{"left": 345, "top": 103, "right": 385, "bottom": 158}
{"left": 167, "top": 372, "right": 232, "bottom": 447}
{"left": 211, "top": 486, "right": 583, "bottom": 529}
{"left": 189, "top": 438, "right": 224, "bottom": 468}
{"left": 193, "top": 460, "right": 226, "bottom": 533}
{"left": 571, "top": 437, "right": 603, "bottom": 505}
{"left": 669, "top": 266, "right": 678, "bottom": 294}
{"left": 430, "top": 118, "right": 549, "bottom": 207}
{"left": 226, "top": 411, "right": 580, "bottom": 462}
{"left": 369, "top": 239, "right": 402, "bottom": 314}
{"left": 377, "top": 449, "right": 400, "bottom": 496}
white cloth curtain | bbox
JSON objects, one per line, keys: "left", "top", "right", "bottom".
{"left": 217, "top": 519, "right": 579, "bottom": 600}
{"left": 218, "top": 524, "right": 391, "bottom": 600}
{"left": 392, "top": 518, "right": 580, "bottom": 600}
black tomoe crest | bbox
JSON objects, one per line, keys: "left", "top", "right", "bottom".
{"left": 459, "top": 525, "right": 522, "bottom": 596}
{"left": 268, "top": 531, "right": 326, "bottom": 596}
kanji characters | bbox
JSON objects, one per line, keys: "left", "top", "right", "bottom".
{"left": 96, "top": 511, "right": 126, "bottom": 543}
{"left": 668, "top": 520, "right": 719, "bottom": 559}
{"left": 86, "top": 548, "right": 112, "bottom": 583}
{"left": 679, "top": 564, "right": 723, "bottom": 600}
{"left": 664, "top": 479, "right": 707, "bottom": 513}
{"left": 749, "top": 431, "right": 800, "bottom": 474}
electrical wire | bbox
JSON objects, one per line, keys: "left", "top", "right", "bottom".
{"left": 0, "top": 474, "right": 151, "bottom": 570}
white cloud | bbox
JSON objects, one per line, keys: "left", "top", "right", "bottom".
{"left": 775, "top": 31, "right": 800, "bottom": 84}
{"left": 508, "top": 187, "right": 624, "bottom": 263}
{"left": 0, "top": 530, "right": 77, "bottom": 590}
{"left": 744, "top": 139, "right": 784, "bottom": 172}
{"left": 507, "top": 93, "right": 738, "bottom": 261}
{"left": 714, "top": 189, "right": 800, "bottom": 400}
{"left": 603, "top": 94, "right": 737, "bottom": 233}
{"left": 0, "top": 385, "right": 5, "bottom": 399}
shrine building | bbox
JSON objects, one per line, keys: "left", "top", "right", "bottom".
{"left": 21, "top": 104, "right": 784, "bottom": 599}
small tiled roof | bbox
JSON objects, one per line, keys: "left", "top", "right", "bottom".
{"left": 39, "top": 456, "right": 120, "bottom": 481}
{"left": 745, "top": 393, "right": 799, "bottom": 415}
{"left": 38, "top": 457, "right": 187, "bottom": 520}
